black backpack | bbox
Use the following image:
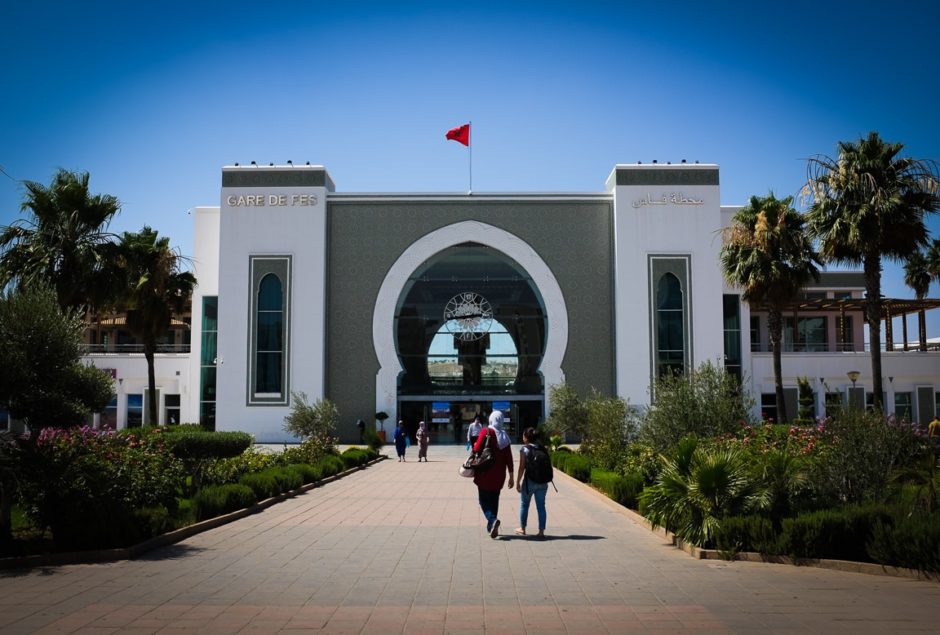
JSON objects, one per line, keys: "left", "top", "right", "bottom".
{"left": 525, "top": 443, "right": 553, "bottom": 484}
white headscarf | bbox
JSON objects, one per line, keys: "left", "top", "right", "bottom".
{"left": 488, "top": 410, "right": 511, "bottom": 450}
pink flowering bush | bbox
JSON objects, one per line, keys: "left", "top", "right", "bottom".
{"left": 17, "top": 426, "right": 185, "bottom": 550}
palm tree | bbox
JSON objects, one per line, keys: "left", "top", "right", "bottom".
{"left": 114, "top": 227, "right": 196, "bottom": 426}
{"left": 903, "top": 251, "right": 931, "bottom": 351}
{"left": 721, "top": 193, "right": 820, "bottom": 423}
{"left": 0, "top": 169, "right": 120, "bottom": 312}
{"left": 804, "top": 132, "right": 940, "bottom": 410}
{"left": 926, "top": 238, "right": 940, "bottom": 286}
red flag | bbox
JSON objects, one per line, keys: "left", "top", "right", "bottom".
{"left": 445, "top": 123, "right": 470, "bottom": 146}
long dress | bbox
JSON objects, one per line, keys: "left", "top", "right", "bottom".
{"left": 416, "top": 426, "right": 429, "bottom": 460}
{"left": 394, "top": 425, "right": 407, "bottom": 458}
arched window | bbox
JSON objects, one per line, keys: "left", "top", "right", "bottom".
{"left": 256, "top": 273, "right": 283, "bottom": 394}
{"left": 656, "top": 273, "right": 684, "bottom": 377}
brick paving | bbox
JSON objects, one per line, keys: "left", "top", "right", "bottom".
{"left": 1, "top": 444, "right": 939, "bottom": 633}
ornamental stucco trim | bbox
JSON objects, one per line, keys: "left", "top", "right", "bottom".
{"left": 372, "top": 220, "right": 568, "bottom": 421}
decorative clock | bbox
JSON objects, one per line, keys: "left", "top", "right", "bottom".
{"left": 443, "top": 292, "right": 493, "bottom": 342}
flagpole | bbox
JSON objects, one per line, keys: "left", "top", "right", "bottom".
{"left": 468, "top": 120, "right": 473, "bottom": 194}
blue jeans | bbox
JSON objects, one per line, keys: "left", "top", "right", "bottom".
{"left": 519, "top": 479, "right": 548, "bottom": 531}
{"left": 477, "top": 488, "right": 500, "bottom": 531}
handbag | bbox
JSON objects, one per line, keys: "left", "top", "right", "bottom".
{"left": 458, "top": 463, "right": 474, "bottom": 478}
{"left": 464, "top": 431, "right": 497, "bottom": 473}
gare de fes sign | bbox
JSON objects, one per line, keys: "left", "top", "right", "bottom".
{"left": 226, "top": 193, "right": 319, "bottom": 207}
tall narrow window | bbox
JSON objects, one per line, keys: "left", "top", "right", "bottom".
{"left": 200, "top": 296, "right": 218, "bottom": 428}
{"left": 750, "top": 315, "right": 761, "bottom": 352}
{"left": 836, "top": 315, "right": 854, "bottom": 352}
{"left": 723, "top": 295, "right": 741, "bottom": 381}
{"left": 656, "top": 273, "right": 684, "bottom": 377}
{"left": 256, "top": 274, "right": 284, "bottom": 395}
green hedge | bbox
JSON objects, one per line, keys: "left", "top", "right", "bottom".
{"left": 590, "top": 469, "right": 645, "bottom": 508}
{"left": 287, "top": 463, "right": 321, "bottom": 484}
{"left": 164, "top": 429, "right": 254, "bottom": 461}
{"left": 714, "top": 515, "right": 779, "bottom": 556}
{"left": 319, "top": 454, "right": 347, "bottom": 477}
{"left": 779, "top": 505, "right": 894, "bottom": 562}
{"left": 341, "top": 447, "right": 374, "bottom": 468}
{"left": 549, "top": 450, "right": 591, "bottom": 482}
{"left": 238, "top": 471, "right": 279, "bottom": 500}
{"left": 237, "top": 466, "right": 304, "bottom": 499}
{"left": 193, "top": 484, "right": 257, "bottom": 521}
{"left": 562, "top": 454, "right": 592, "bottom": 482}
{"left": 867, "top": 513, "right": 940, "bottom": 573}
{"left": 266, "top": 466, "right": 303, "bottom": 493}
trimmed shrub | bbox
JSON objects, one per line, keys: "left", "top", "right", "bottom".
{"left": 263, "top": 466, "right": 303, "bottom": 493}
{"left": 779, "top": 505, "right": 893, "bottom": 562}
{"left": 193, "top": 484, "right": 257, "bottom": 521}
{"left": 238, "top": 472, "right": 280, "bottom": 500}
{"left": 318, "top": 454, "right": 347, "bottom": 478}
{"left": 134, "top": 506, "right": 172, "bottom": 539}
{"left": 867, "top": 513, "right": 940, "bottom": 573}
{"left": 715, "top": 515, "right": 779, "bottom": 557}
{"left": 563, "top": 454, "right": 592, "bottom": 482}
{"left": 202, "top": 447, "right": 279, "bottom": 487}
{"left": 591, "top": 469, "right": 645, "bottom": 508}
{"left": 551, "top": 448, "right": 573, "bottom": 472}
{"left": 157, "top": 427, "right": 254, "bottom": 461}
{"left": 341, "top": 447, "right": 372, "bottom": 468}
{"left": 287, "top": 463, "right": 320, "bottom": 484}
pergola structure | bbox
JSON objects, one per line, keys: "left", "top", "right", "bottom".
{"left": 752, "top": 297, "right": 940, "bottom": 352}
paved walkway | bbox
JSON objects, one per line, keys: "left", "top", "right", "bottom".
{"left": 1, "top": 444, "right": 938, "bottom": 634}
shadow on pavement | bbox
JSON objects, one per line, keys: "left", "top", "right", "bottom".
{"left": 499, "top": 534, "right": 604, "bottom": 542}
{"left": 136, "top": 543, "right": 207, "bottom": 561}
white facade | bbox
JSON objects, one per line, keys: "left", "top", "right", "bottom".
{"left": 74, "top": 162, "right": 940, "bottom": 441}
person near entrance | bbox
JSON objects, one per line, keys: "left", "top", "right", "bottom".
{"left": 472, "top": 410, "right": 514, "bottom": 538}
{"left": 416, "top": 420, "right": 430, "bottom": 462}
{"left": 467, "top": 414, "right": 484, "bottom": 450}
{"left": 515, "top": 427, "right": 550, "bottom": 538}
{"left": 394, "top": 420, "right": 408, "bottom": 461}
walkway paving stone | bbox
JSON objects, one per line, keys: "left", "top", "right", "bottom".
{"left": 2, "top": 444, "right": 939, "bottom": 633}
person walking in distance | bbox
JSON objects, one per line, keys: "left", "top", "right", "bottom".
{"left": 393, "top": 420, "right": 408, "bottom": 462}
{"left": 467, "top": 414, "right": 484, "bottom": 451}
{"left": 472, "top": 410, "right": 514, "bottom": 538}
{"left": 416, "top": 420, "right": 430, "bottom": 462}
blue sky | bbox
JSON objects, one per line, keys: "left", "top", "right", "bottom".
{"left": 3, "top": 1, "right": 939, "bottom": 335}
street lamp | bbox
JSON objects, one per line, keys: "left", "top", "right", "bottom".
{"left": 847, "top": 370, "right": 860, "bottom": 388}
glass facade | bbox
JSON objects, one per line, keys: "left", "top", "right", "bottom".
{"left": 723, "top": 295, "right": 741, "bottom": 380}
{"left": 256, "top": 274, "right": 284, "bottom": 394}
{"left": 127, "top": 394, "right": 143, "bottom": 428}
{"left": 200, "top": 296, "right": 218, "bottom": 429}
{"left": 396, "top": 243, "right": 546, "bottom": 397}
{"left": 394, "top": 243, "right": 547, "bottom": 441}
{"left": 784, "top": 317, "right": 827, "bottom": 352}
{"left": 656, "top": 273, "right": 684, "bottom": 377}
{"left": 894, "top": 392, "right": 912, "bottom": 421}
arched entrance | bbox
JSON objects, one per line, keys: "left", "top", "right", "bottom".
{"left": 373, "top": 221, "right": 567, "bottom": 440}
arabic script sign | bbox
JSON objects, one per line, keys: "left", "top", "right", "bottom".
{"left": 632, "top": 192, "right": 704, "bottom": 208}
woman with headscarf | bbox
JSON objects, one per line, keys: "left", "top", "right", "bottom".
{"left": 416, "top": 420, "right": 430, "bottom": 462}
{"left": 393, "top": 420, "right": 408, "bottom": 462}
{"left": 471, "top": 410, "right": 514, "bottom": 538}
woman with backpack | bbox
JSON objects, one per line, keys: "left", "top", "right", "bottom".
{"left": 471, "top": 410, "right": 514, "bottom": 538}
{"left": 515, "top": 427, "right": 551, "bottom": 538}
